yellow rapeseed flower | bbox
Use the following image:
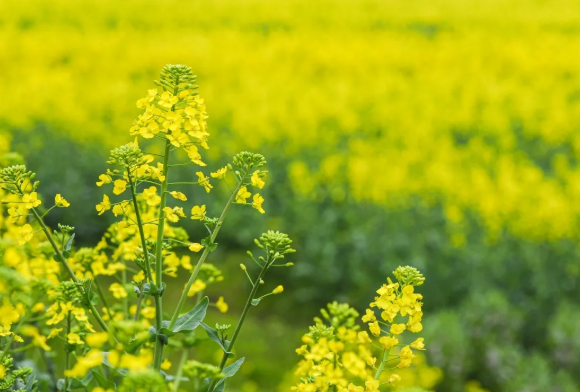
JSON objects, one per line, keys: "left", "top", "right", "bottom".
{"left": 210, "top": 166, "right": 228, "bottom": 179}
{"left": 96, "top": 174, "right": 112, "bottom": 186}
{"left": 169, "top": 191, "right": 187, "bottom": 201}
{"left": 109, "top": 283, "right": 127, "bottom": 299}
{"left": 18, "top": 224, "right": 34, "bottom": 245}
{"left": 113, "top": 179, "right": 127, "bottom": 195}
{"left": 236, "top": 186, "right": 251, "bottom": 203}
{"left": 189, "top": 243, "right": 204, "bottom": 253}
{"left": 142, "top": 186, "right": 161, "bottom": 206}
{"left": 252, "top": 193, "right": 265, "bottom": 213}
{"left": 96, "top": 194, "right": 111, "bottom": 215}
{"left": 55, "top": 194, "right": 70, "bottom": 207}
{"left": 216, "top": 296, "right": 228, "bottom": 313}
{"left": 390, "top": 324, "right": 406, "bottom": 335}
{"left": 187, "top": 279, "right": 207, "bottom": 297}
{"left": 22, "top": 192, "right": 41, "bottom": 209}
{"left": 196, "top": 171, "right": 212, "bottom": 193}
{"left": 191, "top": 205, "right": 206, "bottom": 220}
{"left": 251, "top": 171, "right": 265, "bottom": 189}
{"left": 67, "top": 333, "right": 83, "bottom": 345}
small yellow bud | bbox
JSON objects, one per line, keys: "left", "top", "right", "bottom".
{"left": 273, "top": 285, "right": 284, "bottom": 294}
{"left": 259, "top": 279, "right": 265, "bottom": 285}
{"left": 285, "top": 262, "right": 294, "bottom": 267}
{"left": 240, "top": 264, "right": 247, "bottom": 271}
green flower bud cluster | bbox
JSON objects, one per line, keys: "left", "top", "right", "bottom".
{"left": 56, "top": 281, "right": 83, "bottom": 303}
{"left": 118, "top": 369, "right": 166, "bottom": 392}
{"left": 254, "top": 230, "right": 296, "bottom": 260}
{"left": 0, "top": 356, "right": 35, "bottom": 392}
{"left": 0, "top": 164, "right": 39, "bottom": 193}
{"left": 316, "top": 301, "right": 360, "bottom": 330}
{"left": 57, "top": 223, "right": 75, "bottom": 235}
{"left": 215, "top": 323, "right": 231, "bottom": 334}
{"left": 156, "top": 64, "right": 198, "bottom": 94}
{"left": 306, "top": 322, "right": 336, "bottom": 342}
{"left": 233, "top": 151, "right": 267, "bottom": 172}
{"left": 182, "top": 360, "right": 223, "bottom": 380}
{"left": 393, "top": 265, "right": 426, "bottom": 286}
{"left": 0, "top": 164, "right": 29, "bottom": 183}
{"left": 107, "top": 143, "right": 147, "bottom": 168}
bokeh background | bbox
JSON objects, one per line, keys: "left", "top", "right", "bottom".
{"left": 2, "top": 0, "right": 580, "bottom": 391}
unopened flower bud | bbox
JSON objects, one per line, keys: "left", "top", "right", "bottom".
{"left": 273, "top": 285, "right": 284, "bottom": 294}
{"left": 240, "top": 264, "right": 246, "bottom": 271}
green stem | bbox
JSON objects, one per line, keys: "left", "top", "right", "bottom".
{"left": 127, "top": 172, "right": 155, "bottom": 283}
{"left": 153, "top": 139, "right": 172, "bottom": 371}
{"left": 374, "top": 316, "right": 399, "bottom": 380}
{"left": 29, "top": 207, "right": 109, "bottom": 332}
{"left": 206, "top": 264, "right": 267, "bottom": 392}
{"left": 64, "top": 313, "right": 72, "bottom": 392}
{"left": 30, "top": 207, "right": 77, "bottom": 282}
{"left": 121, "top": 261, "right": 129, "bottom": 318}
{"left": 134, "top": 285, "right": 144, "bottom": 322}
{"left": 168, "top": 178, "right": 244, "bottom": 330}
{"left": 91, "top": 273, "right": 113, "bottom": 321}
{"left": 172, "top": 349, "right": 189, "bottom": 392}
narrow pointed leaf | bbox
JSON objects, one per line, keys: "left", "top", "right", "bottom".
{"left": 172, "top": 296, "right": 209, "bottom": 333}
{"left": 213, "top": 357, "right": 245, "bottom": 392}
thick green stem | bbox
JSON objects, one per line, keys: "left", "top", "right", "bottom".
{"left": 153, "top": 139, "right": 172, "bottom": 371}
{"left": 206, "top": 265, "right": 267, "bottom": 392}
{"left": 29, "top": 207, "right": 109, "bottom": 332}
{"left": 374, "top": 347, "right": 391, "bottom": 380}
{"left": 168, "top": 178, "right": 243, "bottom": 330}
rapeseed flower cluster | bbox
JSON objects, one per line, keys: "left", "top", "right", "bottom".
{"left": 0, "top": 66, "right": 297, "bottom": 392}
{"left": 292, "top": 267, "right": 428, "bottom": 392}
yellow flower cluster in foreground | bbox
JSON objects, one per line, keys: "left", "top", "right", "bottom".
{"left": 291, "top": 267, "right": 439, "bottom": 391}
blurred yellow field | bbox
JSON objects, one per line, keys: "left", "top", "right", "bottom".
{"left": 3, "top": 0, "right": 580, "bottom": 244}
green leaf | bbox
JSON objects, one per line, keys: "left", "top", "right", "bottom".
{"left": 25, "top": 374, "right": 36, "bottom": 392}
{"left": 63, "top": 232, "right": 75, "bottom": 257}
{"left": 201, "top": 236, "right": 218, "bottom": 252}
{"left": 200, "top": 322, "right": 232, "bottom": 355}
{"left": 80, "top": 280, "right": 99, "bottom": 308}
{"left": 158, "top": 326, "right": 176, "bottom": 337}
{"left": 213, "top": 357, "right": 245, "bottom": 392}
{"left": 56, "top": 372, "right": 93, "bottom": 390}
{"left": 125, "top": 332, "right": 151, "bottom": 354}
{"left": 92, "top": 370, "right": 116, "bottom": 389}
{"left": 171, "top": 297, "right": 208, "bottom": 334}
